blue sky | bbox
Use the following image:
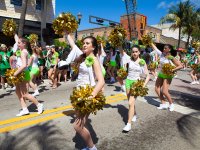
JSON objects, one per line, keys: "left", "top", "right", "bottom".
{"left": 55, "top": 0, "right": 200, "bottom": 31}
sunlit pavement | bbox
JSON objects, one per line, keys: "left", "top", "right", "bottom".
{"left": 0, "top": 68, "right": 200, "bottom": 150}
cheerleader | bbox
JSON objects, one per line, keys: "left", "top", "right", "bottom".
{"left": 123, "top": 45, "right": 150, "bottom": 132}
{"left": 107, "top": 47, "right": 117, "bottom": 83}
{"left": 190, "top": 50, "right": 200, "bottom": 85}
{"left": 14, "top": 37, "right": 43, "bottom": 116}
{"left": 59, "top": 31, "right": 104, "bottom": 150}
{"left": 116, "top": 48, "right": 130, "bottom": 92}
{"left": 28, "top": 45, "right": 40, "bottom": 97}
{"left": 97, "top": 43, "right": 106, "bottom": 77}
{"left": 150, "top": 48, "right": 158, "bottom": 81}
{"left": 151, "top": 43, "right": 182, "bottom": 111}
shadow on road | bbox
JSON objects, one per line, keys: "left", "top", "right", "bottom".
{"left": 177, "top": 112, "right": 200, "bottom": 148}
{"left": 105, "top": 104, "right": 128, "bottom": 125}
{"left": 62, "top": 110, "right": 99, "bottom": 149}
{"left": 0, "top": 121, "right": 70, "bottom": 150}
{"left": 144, "top": 96, "right": 160, "bottom": 107}
{"left": 170, "top": 90, "right": 200, "bottom": 110}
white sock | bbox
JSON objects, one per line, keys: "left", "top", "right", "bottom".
{"left": 89, "top": 145, "right": 97, "bottom": 150}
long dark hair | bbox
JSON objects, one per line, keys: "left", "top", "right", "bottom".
{"left": 19, "top": 37, "right": 32, "bottom": 54}
{"left": 165, "top": 44, "right": 177, "bottom": 57}
{"left": 74, "top": 36, "right": 98, "bottom": 64}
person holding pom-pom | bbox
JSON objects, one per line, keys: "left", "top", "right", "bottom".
{"left": 14, "top": 36, "right": 44, "bottom": 116}
{"left": 151, "top": 43, "right": 182, "bottom": 111}
{"left": 122, "top": 45, "right": 150, "bottom": 132}
{"left": 60, "top": 31, "right": 105, "bottom": 150}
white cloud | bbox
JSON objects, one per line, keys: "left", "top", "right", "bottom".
{"left": 157, "top": 1, "right": 175, "bottom": 9}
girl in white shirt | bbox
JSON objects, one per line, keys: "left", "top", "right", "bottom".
{"left": 151, "top": 43, "right": 182, "bottom": 111}
{"left": 123, "top": 45, "right": 150, "bottom": 132}
{"left": 62, "top": 32, "right": 105, "bottom": 150}
{"left": 107, "top": 47, "right": 117, "bottom": 83}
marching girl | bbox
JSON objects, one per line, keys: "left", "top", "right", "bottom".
{"left": 14, "top": 37, "right": 43, "bottom": 116}
{"left": 123, "top": 45, "right": 150, "bottom": 132}
{"left": 116, "top": 48, "right": 130, "bottom": 92}
{"left": 107, "top": 47, "right": 117, "bottom": 83}
{"left": 151, "top": 43, "right": 182, "bottom": 111}
{"left": 150, "top": 49, "right": 158, "bottom": 81}
{"left": 37, "top": 46, "right": 45, "bottom": 83}
{"left": 47, "top": 45, "right": 59, "bottom": 89}
{"left": 28, "top": 45, "right": 40, "bottom": 97}
{"left": 190, "top": 50, "right": 200, "bottom": 85}
{"left": 61, "top": 31, "right": 104, "bottom": 150}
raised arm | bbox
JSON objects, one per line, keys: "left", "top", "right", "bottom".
{"left": 64, "top": 32, "right": 76, "bottom": 49}
{"left": 100, "top": 43, "right": 106, "bottom": 57}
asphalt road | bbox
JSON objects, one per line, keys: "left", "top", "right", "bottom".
{"left": 0, "top": 68, "right": 200, "bottom": 150}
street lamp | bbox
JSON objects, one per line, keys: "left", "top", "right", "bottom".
{"left": 75, "top": 12, "right": 82, "bottom": 41}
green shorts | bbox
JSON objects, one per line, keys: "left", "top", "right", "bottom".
{"left": 158, "top": 72, "right": 173, "bottom": 79}
{"left": 0, "top": 68, "right": 8, "bottom": 77}
{"left": 30, "top": 67, "right": 39, "bottom": 76}
{"left": 102, "top": 66, "right": 106, "bottom": 77}
{"left": 23, "top": 70, "right": 31, "bottom": 81}
{"left": 125, "top": 79, "right": 137, "bottom": 89}
{"left": 110, "top": 60, "right": 117, "bottom": 67}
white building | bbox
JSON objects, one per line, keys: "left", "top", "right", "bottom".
{"left": 0, "top": 0, "right": 56, "bottom": 46}
{"left": 151, "top": 23, "right": 188, "bottom": 42}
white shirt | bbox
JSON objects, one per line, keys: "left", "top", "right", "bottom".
{"left": 120, "top": 52, "right": 130, "bottom": 68}
{"left": 127, "top": 60, "right": 144, "bottom": 80}
{"left": 64, "top": 45, "right": 96, "bottom": 87}
{"left": 31, "top": 54, "right": 38, "bottom": 68}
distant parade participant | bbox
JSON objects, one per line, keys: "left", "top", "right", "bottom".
{"left": 150, "top": 48, "right": 158, "bottom": 81}
{"left": 47, "top": 45, "right": 59, "bottom": 89}
{"left": 14, "top": 37, "right": 43, "bottom": 116}
{"left": 151, "top": 43, "right": 182, "bottom": 111}
{"left": 28, "top": 45, "right": 40, "bottom": 97}
{"left": 190, "top": 50, "right": 200, "bottom": 85}
{"left": 107, "top": 47, "right": 117, "bottom": 83}
{"left": 97, "top": 43, "right": 106, "bottom": 77}
{"left": 37, "top": 46, "right": 45, "bottom": 82}
{"left": 123, "top": 45, "right": 150, "bottom": 132}
{"left": 60, "top": 31, "right": 104, "bottom": 150}
{"left": 116, "top": 47, "right": 130, "bottom": 92}
{"left": 0, "top": 44, "right": 11, "bottom": 89}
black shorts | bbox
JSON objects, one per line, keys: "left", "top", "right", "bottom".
{"left": 58, "top": 65, "right": 69, "bottom": 70}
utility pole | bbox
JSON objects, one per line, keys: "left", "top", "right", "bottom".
{"left": 124, "top": 0, "right": 137, "bottom": 40}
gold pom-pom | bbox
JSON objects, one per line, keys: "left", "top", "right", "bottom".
{"left": 192, "top": 40, "right": 200, "bottom": 50}
{"left": 141, "top": 34, "right": 153, "bottom": 47}
{"left": 5, "top": 69, "right": 25, "bottom": 85}
{"left": 29, "top": 34, "right": 38, "bottom": 44}
{"left": 117, "top": 68, "right": 127, "bottom": 79}
{"left": 71, "top": 63, "right": 79, "bottom": 75}
{"left": 2, "top": 19, "right": 17, "bottom": 37}
{"left": 148, "top": 62, "right": 156, "bottom": 70}
{"left": 162, "top": 63, "right": 175, "bottom": 76}
{"left": 52, "top": 12, "right": 78, "bottom": 35}
{"left": 108, "top": 26, "right": 127, "bottom": 47}
{"left": 190, "top": 64, "right": 199, "bottom": 73}
{"left": 96, "top": 35, "right": 106, "bottom": 47}
{"left": 70, "top": 85, "right": 106, "bottom": 115}
{"left": 130, "top": 80, "right": 149, "bottom": 97}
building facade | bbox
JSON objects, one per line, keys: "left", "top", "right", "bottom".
{"left": 70, "top": 13, "right": 186, "bottom": 48}
{"left": 0, "top": 0, "right": 55, "bottom": 46}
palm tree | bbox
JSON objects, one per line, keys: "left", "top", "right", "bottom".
{"left": 182, "top": 3, "right": 200, "bottom": 47}
{"left": 41, "top": 0, "right": 47, "bottom": 47}
{"left": 18, "top": 0, "right": 28, "bottom": 37}
{"left": 191, "top": 8, "right": 200, "bottom": 41}
{"left": 160, "top": 0, "right": 192, "bottom": 48}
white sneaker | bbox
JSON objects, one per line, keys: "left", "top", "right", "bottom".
{"left": 123, "top": 123, "right": 131, "bottom": 132}
{"left": 32, "top": 91, "right": 40, "bottom": 97}
{"left": 153, "top": 77, "right": 157, "bottom": 81}
{"left": 37, "top": 103, "right": 44, "bottom": 114}
{"left": 190, "top": 81, "right": 196, "bottom": 85}
{"left": 157, "top": 103, "right": 169, "bottom": 110}
{"left": 132, "top": 115, "right": 137, "bottom": 122}
{"left": 169, "top": 103, "right": 175, "bottom": 111}
{"left": 11, "top": 86, "right": 16, "bottom": 91}
{"left": 121, "top": 85, "right": 126, "bottom": 92}
{"left": 195, "top": 81, "right": 200, "bottom": 84}
{"left": 16, "top": 108, "right": 30, "bottom": 117}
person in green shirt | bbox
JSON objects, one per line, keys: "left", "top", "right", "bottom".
{"left": 47, "top": 45, "right": 59, "bottom": 88}
{"left": 0, "top": 44, "right": 11, "bottom": 89}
